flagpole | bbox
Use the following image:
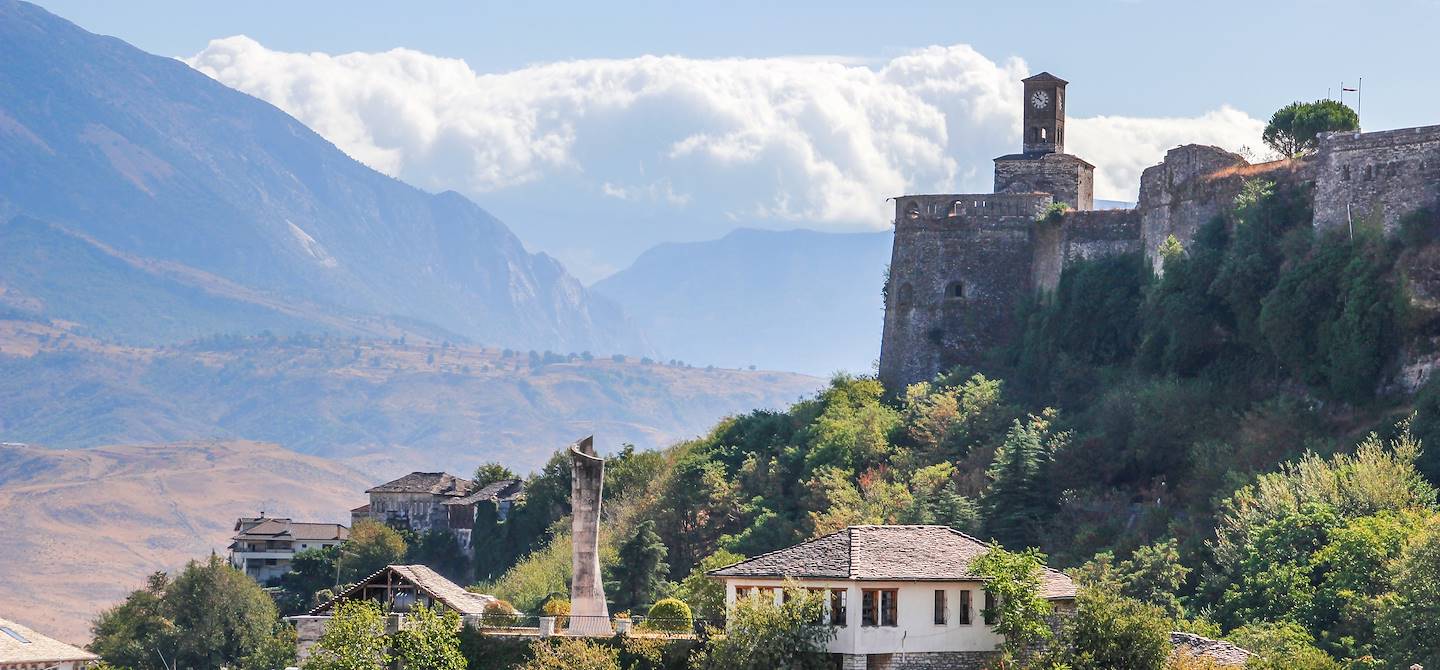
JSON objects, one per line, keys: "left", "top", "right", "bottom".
{"left": 1358, "top": 77, "right": 1363, "bottom": 128}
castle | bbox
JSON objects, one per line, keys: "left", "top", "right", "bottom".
{"left": 879, "top": 73, "right": 1440, "bottom": 390}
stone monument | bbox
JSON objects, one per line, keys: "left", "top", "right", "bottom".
{"left": 568, "top": 435, "right": 611, "bottom": 634}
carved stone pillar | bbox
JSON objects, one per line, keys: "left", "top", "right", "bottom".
{"left": 569, "top": 435, "right": 611, "bottom": 635}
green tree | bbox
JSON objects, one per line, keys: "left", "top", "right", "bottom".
{"left": 1226, "top": 622, "right": 1340, "bottom": 670}
{"left": 389, "top": 604, "right": 465, "bottom": 670}
{"left": 1378, "top": 514, "right": 1440, "bottom": 668}
{"left": 674, "top": 548, "right": 746, "bottom": 620}
{"left": 606, "top": 520, "right": 670, "bottom": 612}
{"left": 238, "top": 625, "right": 298, "bottom": 670}
{"left": 342, "top": 520, "right": 407, "bottom": 582}
{"left": 1074, "top": 539, "right": 1190, "bottom": 619}
{"left": 164, "top": 555, "right": 280, "bottom": 669}
{"left": 520, "top": 638, "right": 619, "bottom": 670}
{"left": 405, "top": 529, "right": 469, "bottom": 583}
{"left": 982, "top": 410, "right": 1067, "bottom": 549}
{"left": 1054, "top": 587, "right": 1171, "bottom": 670}
{"left": 696, "top": 586, "right": 834, "bottom": 670}
{"left": 89, "top": 572, "right": 175, "bottom": 670}
{"left": 280, "top": 546, "right": 340, "bottom": 613}
{"left": 303, "top": 600, "right": 390, "bottom": 670}
{"left": 473, "top": 462, "right": 517, "bottom": 487}
{"left": 901, "top": 462, "right": 981, "bottom": 532}
{"left": 92, "top": 557, "right": 282, "bottom": 670}
{"left": 1262, "top": 100, "right": 1359, "bottom": 157}
{"left": 969, "top": 545, "right": 1054, "bottom": 667}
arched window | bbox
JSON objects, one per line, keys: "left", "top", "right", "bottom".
{"left": 1039, "top": 128, "right": 1048, "bottom": 141}
{"left": 946, "top": 281, "right": 966, "bottom": 300}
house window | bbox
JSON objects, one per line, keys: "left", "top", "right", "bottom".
{"left": 934, "top": 589, "right": 947, "bottom": 625}
{"left": 881, "top": 590, "right": 898, "bottom": 626}
{"left": 983, "top": 591, "right": 998, "bottom": 625}
{"left": 735, "top": 586, "right": 753, "bottom": 600}
{"left": 830, "top": 589, "right": 847, "bottom": 626}
{"left": 958, "top": 589, "right": 972, "bottom": 624}
{"left": 864, "top": 589, "right": 897, "bottom": 627}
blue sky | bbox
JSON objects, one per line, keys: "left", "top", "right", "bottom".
{"left": 34, "top": 0, "right": 1437, "bottom": 280}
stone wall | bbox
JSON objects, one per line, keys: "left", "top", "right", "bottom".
{"left": 1033, "top": 209, "right": 1143, "bottom": 290}
{"left": 994, "top": 153, "right": 1095, "bottom": 211}
{"left": 1312, "top": 124, "right": 1440, "bottom": 234}
{"left": 878, "top": 194, "right": 1051, "bottom": 390}
{"left": 839, "top": 651, "right": 996, "bottom": 670}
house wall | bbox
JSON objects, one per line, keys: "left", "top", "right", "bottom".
{"left": 722, "top": 578, "right": 1004, "bottom": 655}
{"left": 366, "top": 492, "right": 450, "bottom": 533}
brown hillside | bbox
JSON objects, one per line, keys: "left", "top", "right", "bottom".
{"left": 0, "top": 440, "right": 370, "bottom": 645}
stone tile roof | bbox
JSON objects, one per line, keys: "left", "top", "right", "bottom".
{"left": 0, "top": 616, "right": 98, "bottom": 664}
{"left": 707, "top": 525, "right": 1076, "bottom": 600}
{"left": 233, "top": 518, "right": 349, "bottom": 542}
{"left": 1022, "top": 71, "right": 1068, "bottom": 85}
{"left": 308, "top": 564, "right": 496, "bottom": 616}
{"left": 1170, "top": 632, "right": 1254, "bottom": 667}
{"left": 366, "top": 472, "right": 475, "bottom": 496}
{"left": 443, "top": 478, "right": 525, "bottom": 506}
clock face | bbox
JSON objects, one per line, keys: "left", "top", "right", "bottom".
{"left": 1031, "top": 90, "right": 1049, "bottom": 110}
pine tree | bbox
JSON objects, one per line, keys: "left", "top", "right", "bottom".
{"left": 982, "top": 411, "right": 1066, "bottom": 549}
{"left": 606, "top": 520, "right": 669, "bottom": 612}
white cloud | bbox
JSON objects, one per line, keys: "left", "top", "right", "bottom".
{"left": 186, "top": 38, "right": 1264, "bottom": 273}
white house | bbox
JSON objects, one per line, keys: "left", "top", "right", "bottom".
{"left": 0, "top": 617, "right": 98, "bottom": 670}
{"left": 228, "top": 516, "right": 349, "bottom": 585}
{"left": 707, "top": 525, "right": 1077, "bottom": 670}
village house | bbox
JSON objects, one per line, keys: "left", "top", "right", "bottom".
{"left": 350, "top": 472, "right": 477, "bottom": 533}
{"left": 0, "top": 617, "right": 98, "bottom": 670}
{"left": 442, "top": 477, "right": 524, "bottom": 553}
{"left": 708, "top": 525, "right": 1077, "bottom": 670}
{"left": 228, "top": 516, "right": 349, "bottom": 585}
{"left": 351, "top": 472, "right": 525, "bottom": 555}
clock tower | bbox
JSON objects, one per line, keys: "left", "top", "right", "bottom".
{"left": 1022, "top": 72, "right": 1066, "bottom": 154}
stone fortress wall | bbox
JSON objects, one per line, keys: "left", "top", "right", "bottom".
{"left": 878, "top": 71, "right": 1440, "bottom": 390}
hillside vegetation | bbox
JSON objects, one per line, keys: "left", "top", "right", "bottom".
{"left": 463, "top": 179, "right": 1440, "bottom": 668}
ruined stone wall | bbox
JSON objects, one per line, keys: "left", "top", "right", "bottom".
{"left": 1136, "top": 145, "right": 1247, "bottom": 273}
{"left": 1032, "top": 209, "right": 1143, "bottom": 291}
{"left": 994, "top": 153, "right": 1095, "bottom": 210}
{"left": 1312, "top": 125, "right": 1440, "bottom": 234}
{"left": 878, "top": 194, "right": 1051, "bottom": 390}
{"left": 1136, "top": 145, "right": 1314, "bottom": 273}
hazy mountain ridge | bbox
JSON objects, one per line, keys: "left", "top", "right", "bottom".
{"left": 0, "top": 322, "right": 822, "bottom": 474}
{"left": 594, "top": 227, "right": 893, "bottom": 376}
{"left": 0, "top": 0, "right": 642, "bottom": 354}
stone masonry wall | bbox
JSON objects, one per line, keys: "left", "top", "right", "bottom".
{"left": 994, "top": 153, "right": 1094, "bottom": 211}
{"left": 1312, "top": 125, "right": 1440, "bottom": 234}
{"left": 878, "top": 193, "right": 1051, "bottom": 390}
{"left": 1033, "top": 209, "right": 1143, "bottom": 291}
{"left": 846, "top": 651, "right": 995, "bottom": 670}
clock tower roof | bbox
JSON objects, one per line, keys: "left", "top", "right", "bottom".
{"left": 1021, "top": 72, "right": 1068, "bottom": 85}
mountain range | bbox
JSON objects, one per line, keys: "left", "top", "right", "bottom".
{"left": 594, "top": 228, "right": 892, "bottom": 377}
{"left": 0, "top": 0, "right": 641, "bottom": 354}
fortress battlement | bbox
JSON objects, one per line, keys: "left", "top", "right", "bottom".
{"left": 895, "top": 192, "right": 1053, "bottom": 223}
{"left": 879, "top": 72, "right": 1440, "bottom": 390}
